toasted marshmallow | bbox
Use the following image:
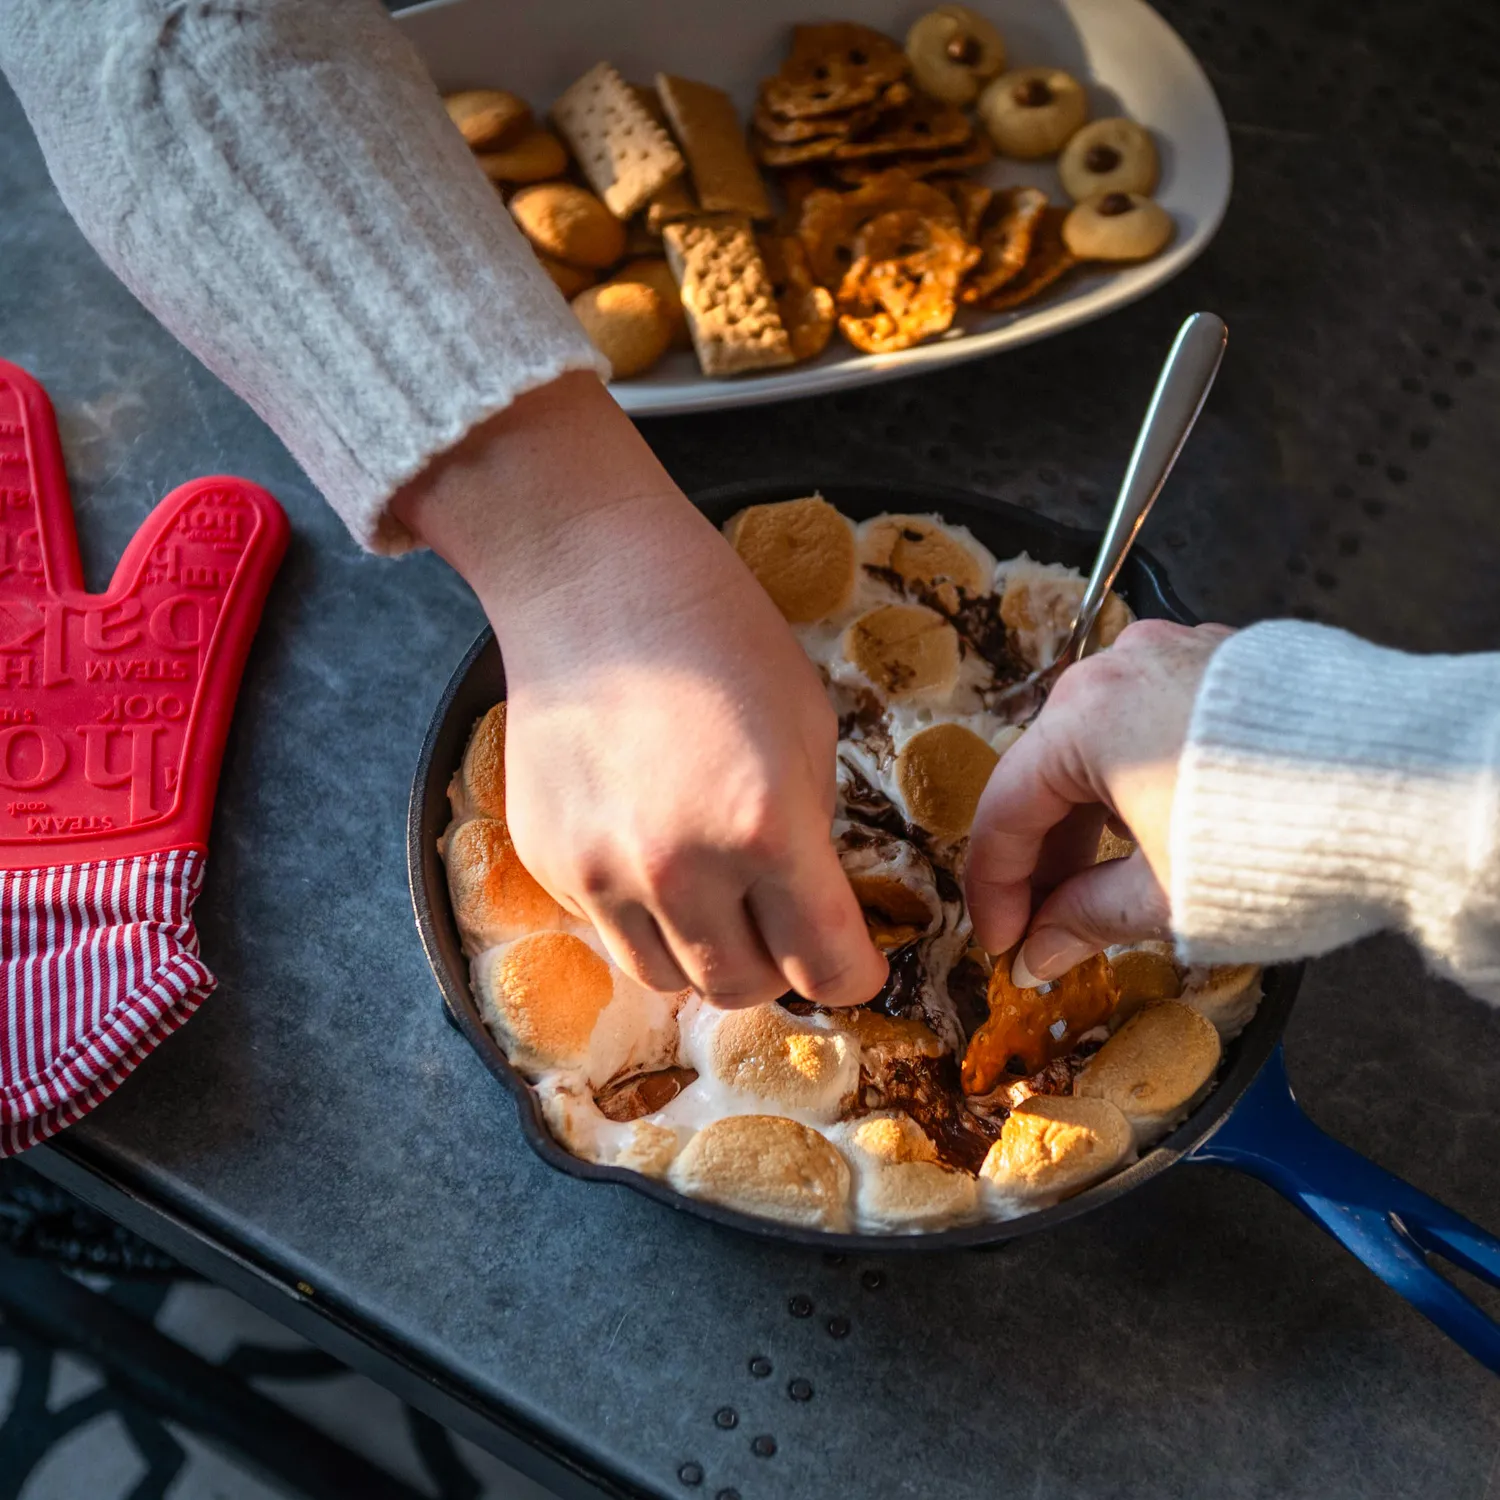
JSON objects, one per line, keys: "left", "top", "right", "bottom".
{"left": 539, "top": 1081, "right": 682, "bottom": 1177}
{"left": 837, "top": 824, "right": 942, "bottom": 948}
{"left": 834, "top": 1114, "right": 980, "bottom": 1232}
{"left": 669, "top": 1115, "right": 851, "bottom": 1230}
{"left": 997, "top": 559, "right": 1132, "bottom": 669}
{"left": 725, "top": 495, "right": 856, "bottom": 624}
{"left": 681, "top": 1000, "right": 859, "bottom": 1122}
{"left": 452, "top": 703, "right": 507, "bottom": 822}
{"left": 1105, "top": 940, "right": 1184, "bottom": 1024}
{"left": 858, "top": 514, "right": 991, "bottom": 610}
{"left": 539, "top": 1078, "right": 605, "bottom": 1159}
{"left": 844, "top": 603, "right": 961, "bottom": 701}
{"left": 1179, "top": 964, "right": 1263, "bottom": 1041}
{"left": 443, "top": 816, "right": 568, "bottom": 956}
{"left": 822, "top": 1005, "right": 945, "bottom": 1062}
{"left": 615, "top": 1121, "right": 682, "bottom": 1178}
{"left": 1075, "top": 1000, "right": 1221, "bottom": 1146}
{"left": 980, "top": 1094, "right": 1134, "bottom": 1205}
{"left": 474, "top": 931, "right": 614, "bottom": 1074}
{"left": 894, "top": 722, "right": 1000, "bottom": 839}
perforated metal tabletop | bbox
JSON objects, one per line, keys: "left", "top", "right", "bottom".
{"left": 3, "top": 0, "right": 1499, "bottom": 1495}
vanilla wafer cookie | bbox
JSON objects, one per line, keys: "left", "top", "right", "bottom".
{"left": 663, "top": 217, "right": 795, "bottom": 376}
{"left": 552, "top": 62, "right": 687, "bottom": 218}
{"left": 656, "top": 73, "right": 772, "bottom": 220}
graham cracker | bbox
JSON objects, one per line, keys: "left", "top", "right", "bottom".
{"left": 551, "top": 62, "right": 686, "bottom": 219}
{"left": 663, "top": 216, "right": 795, "bottom": 377}
{"left": 655, "top": 73, "right": 772, "bottom": 220}
{"left": 629, "top": 83, "right": 701, "bottom": 230}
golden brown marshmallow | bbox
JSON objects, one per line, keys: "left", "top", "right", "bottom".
{"left": 669, "top": 1115, "right": 851, "bottom": 1230}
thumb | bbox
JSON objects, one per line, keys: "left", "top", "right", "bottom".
{"left": 1011, "top": 850, "right": 1171, "bottom": 987}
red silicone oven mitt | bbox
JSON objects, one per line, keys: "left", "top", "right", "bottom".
{"left": 0, "top": 359, "right": 288, "bottom": 1154}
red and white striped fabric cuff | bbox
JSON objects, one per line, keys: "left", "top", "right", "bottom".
{"left": 1, "top": 850, "right": 215, "bottom": 1157}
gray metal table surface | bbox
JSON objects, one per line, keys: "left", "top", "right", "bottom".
{"left": 4, "top": 0, "right": 1500, "bottom": 1496}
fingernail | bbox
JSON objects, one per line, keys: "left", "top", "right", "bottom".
{"left": 1018, "top": 927, "right": 1100, "bottom": 984}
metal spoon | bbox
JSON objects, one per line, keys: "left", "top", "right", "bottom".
{"left": 992, "top": 310, "right": 1228, "bottom": 718}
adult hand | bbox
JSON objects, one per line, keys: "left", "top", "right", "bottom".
{"left": 965, "top": 619, "right": 1232, "bottom": 985}
{"left": 392, "top": 373, "right": 887, "bottom": 1009}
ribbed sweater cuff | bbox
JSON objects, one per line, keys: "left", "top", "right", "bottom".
{"left": 1170, "top": 621, "right": 1500, "bottom": 973}
{"left": 1, "top": 0, "right": 607, "bottom": 554}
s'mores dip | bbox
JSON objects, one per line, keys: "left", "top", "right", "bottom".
{"left": 440, "top": 498, "right": 1263, "bottom": 1234}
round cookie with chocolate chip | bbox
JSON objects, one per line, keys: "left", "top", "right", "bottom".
{"left": 977, "top": 67, "right": 1088, "bottom": 159}
{"left": 905, "top": 5, "right": 1007, "bottom": 106}
{"left": 1058, "top": 117, "right": 1159, "bottom": 202}
{"left": 1062, "top": 191, "right": 1174, "bottom": 261}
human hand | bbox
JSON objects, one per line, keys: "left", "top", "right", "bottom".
{"left": 965, "top": 619, "right": 1232, "bottom": 985}
{"left": 392, "top": 374, "right": 887, "bottom": 1009}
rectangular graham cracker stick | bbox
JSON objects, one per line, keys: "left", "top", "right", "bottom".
{"left": 646, "top": 176, "right": 699, "bottom": 233}
{"left": 627, "top": 84, "right": 700, "bottom": 232}
{"left": 551, "top": 62, "right": 686, "bottom": 219}
{"left": 655, "top": 73, "right": 773, "bottom": 220}
{"left": 663, "top": 216, "right": 795, "bottom": 377}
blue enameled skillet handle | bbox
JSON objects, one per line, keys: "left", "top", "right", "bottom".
{"left": 1188, "top": 1046, "right": 1500, "bottom": 1373}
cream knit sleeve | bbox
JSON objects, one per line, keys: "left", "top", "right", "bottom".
{"left": 0, "top": 0, "right": 606, "bottom": 554}
{"left": 1170, "top": 620, "right": 1500, "bottom": 1004}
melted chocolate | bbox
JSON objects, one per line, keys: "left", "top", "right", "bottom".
{"left": 861, "top": 564, "right": 1026, "bottom": 683}
{"left": 866, "top": 943, "right": 929, "bottom": 1022}
{"left": 839, "top": 763, "right": 921, "bottom": 846}
{"left": 596, "top": 1066, "right": 698, "bottom": 1122}
{"left": 858, "top": 1052, "right": 1002, "bottom": 1174}
{"left": 946, "top": 953, "right": 990, "bottom": 1042}
{"left": 931, "top": 863, "right": 963, "bottom": 907}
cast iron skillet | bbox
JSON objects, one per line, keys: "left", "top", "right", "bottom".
{"left": 408, "top": 480, "right": 1500, "bottom": 1371}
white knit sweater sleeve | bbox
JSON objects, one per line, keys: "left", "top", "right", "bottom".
{"left": 1170, "top": 620, "right": 1500, "bottom": 1003}
{"left": 0, "top": 0, "right": 607, "bottom": 554}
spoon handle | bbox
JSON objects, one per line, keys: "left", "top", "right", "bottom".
{"left": 1062, "top": 311, "right": 1228, "bottom": 667}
